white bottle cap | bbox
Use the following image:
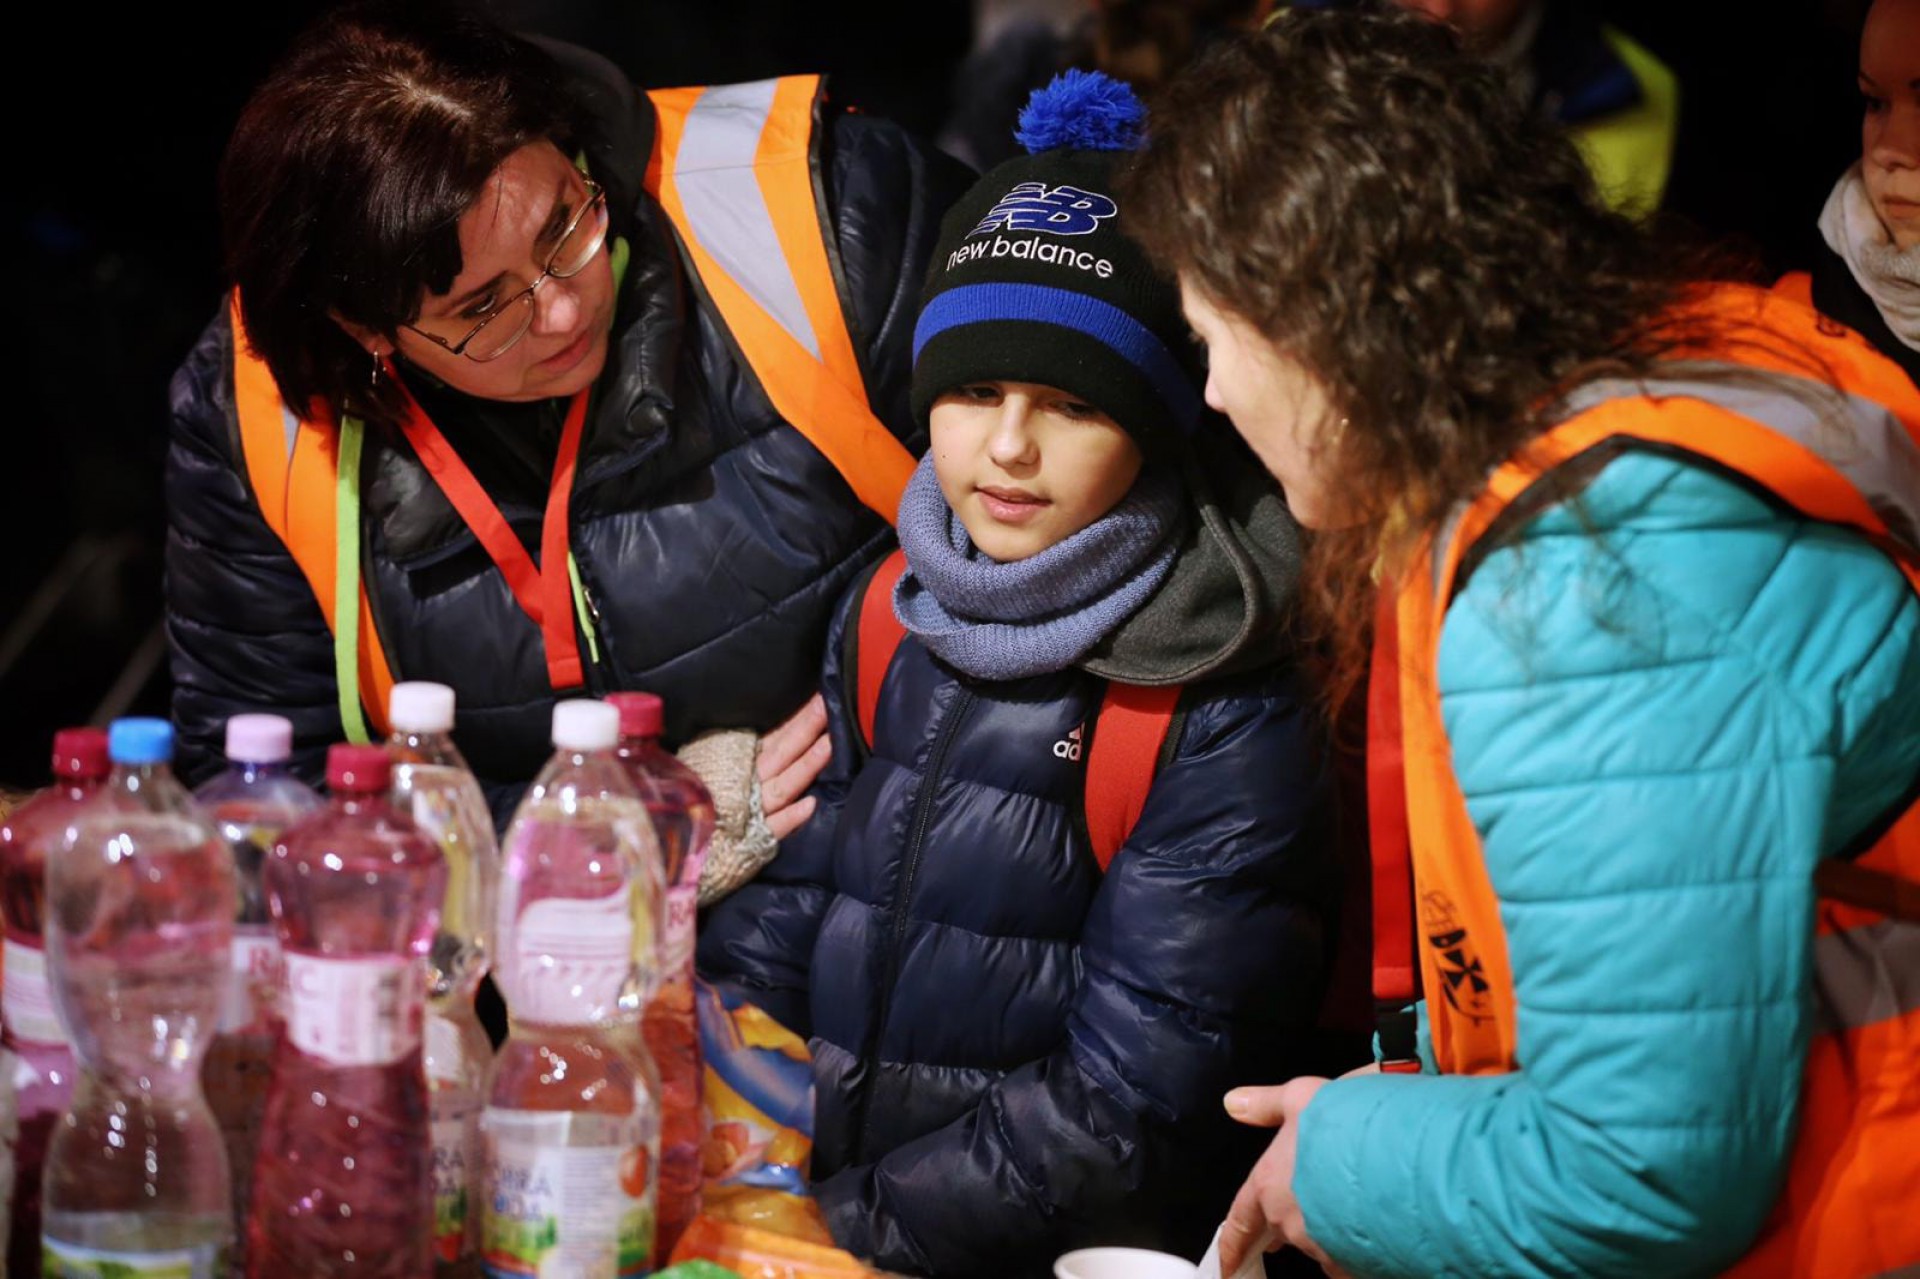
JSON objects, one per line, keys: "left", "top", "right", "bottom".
{"left": 389, "top": 681, "right": 457, "bottom": 734}
{"left": 551, "top": 699, "right": 619, "bottom": 752}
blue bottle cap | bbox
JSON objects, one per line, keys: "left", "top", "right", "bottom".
{"left": 109, "top": 717, "right": 175, "bottom": 766}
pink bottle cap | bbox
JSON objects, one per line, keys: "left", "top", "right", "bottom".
{"left": 606, "top": 692, "right": 664, "bottom": 739}
{"left": 225, "top": 713, "right": 294, "bottom": 764}
{"left": 50, "top": 727, "right": 110, "bottom": 781}
{"left": 327, "top": 744, "right": 393, "bottom": 794}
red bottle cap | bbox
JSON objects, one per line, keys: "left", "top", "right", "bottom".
{"left": 51, "top": 728, "right": 110, "bottom": 781}
{"left": 327, "top": 744, "right": 393, "bottom": 794}
{"left": 606, "top": 691, "right": 664, "bottom": 739}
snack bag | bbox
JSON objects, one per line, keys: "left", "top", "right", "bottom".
{"left": 695, "top": 981, "right": 813, "bottom": 1198}
{"left": 669, "top": 1216, "right": 881, "bottom": 1279}
{"left": 676, "top": 983, "right": 884, "bottom": 1275}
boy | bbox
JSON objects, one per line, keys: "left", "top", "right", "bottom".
{"left": 698, "top": 73, "right": 1349, "bottom": 1278}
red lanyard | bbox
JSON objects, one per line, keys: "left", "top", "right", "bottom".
{"left": 389, "top": 368, "right": 590, "bottom": 690}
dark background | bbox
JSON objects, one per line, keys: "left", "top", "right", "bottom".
{"left": 0, "top": 0, "right": 1870, "bottom": 790}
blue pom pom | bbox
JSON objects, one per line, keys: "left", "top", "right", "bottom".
{"left": 1013, "top": 70, "right": 1145, "bottom": 155}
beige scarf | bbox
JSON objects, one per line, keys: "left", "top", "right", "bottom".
{"left": 1820, "top": 163, "right": 1920, "bottom": 355}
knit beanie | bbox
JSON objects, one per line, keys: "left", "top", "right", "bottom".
{"left": 911, "top": 71, "right": 1202, "bottom": 446}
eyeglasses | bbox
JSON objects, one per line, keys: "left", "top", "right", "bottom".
{"left": 403, "top": 177, "right": 610, "bottom": 363}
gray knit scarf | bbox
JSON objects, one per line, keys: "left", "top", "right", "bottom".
{"left": 893, "top": 454, "right": 1185, "bottom": 680}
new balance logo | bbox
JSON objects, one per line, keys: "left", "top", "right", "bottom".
{"left": 1053, "top": 724, "right": 1084, "bottom": 762}
{"left": 969, "top": 183, "right": 1118, "bottom": 238}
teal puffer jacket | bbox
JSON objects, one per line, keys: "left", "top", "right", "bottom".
{"left": 1294, "top": 449, "right": 1920, "bottom": 1277}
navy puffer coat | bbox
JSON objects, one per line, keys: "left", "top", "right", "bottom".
{"left": 698, "top": 582, "right": 1349, "bottom": 1277}
{"left": 164, "top": 40, "right": 971, "bottom": 807}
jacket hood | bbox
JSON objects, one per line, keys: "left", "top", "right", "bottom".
{"left": 1080, "top": 420, "right": 1302, "bottom": 685}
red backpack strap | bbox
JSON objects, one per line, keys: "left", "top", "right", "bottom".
{"left": 851, "top": 549, "right": 911, "bottom": 751}
{"left": 1367, "top": 586, "right": 1420, "bottom": 1072}
{"left": 1083, "top": 683, "right": 1183, "bottom": 872}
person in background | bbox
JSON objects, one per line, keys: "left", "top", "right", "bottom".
{"left": 1122, "top": 9, "right": 1920, "bottom": 1277}
{"left": 1289, "top": 0, "right": 1679, "bottom": 218}
{"left": 938, "top": 0, "right": 1271, "bottom": 173}
{"left": 165, "top": 0, "right": 970, "bottom": 836}
{"left": 700, "top": 72, "right": 1357, "bottom": 1277}
{"left": 1781, "top": 0, "right": 1920, "bottom": 388}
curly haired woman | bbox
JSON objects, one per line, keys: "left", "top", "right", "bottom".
{"left": 1123, "top": 8, "right": 1920, "bottom": 1277}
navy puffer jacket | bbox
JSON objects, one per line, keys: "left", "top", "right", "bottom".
{"left": 698, "top": 582, "right": 1349, "bottom": 1277}
{"left": 164, "top": 41, "right": 971, "bottom": 807}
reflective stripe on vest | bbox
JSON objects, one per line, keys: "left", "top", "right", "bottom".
{"left": 230, "top": 77, "right": 899, "bottom": 738}
{"left": 230, "top": 293, "right": 396, "bottom": 742}
{"left": 646, "top": 77, "right": 915, "bottom": 523}
{"left": 1380, "top": 284, "right": 1920, "bottom": 1275}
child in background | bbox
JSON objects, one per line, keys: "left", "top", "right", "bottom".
{"left": 698, "top": 73, "right": 1354, "bottom": 1277}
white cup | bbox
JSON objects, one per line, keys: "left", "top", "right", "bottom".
{"left": 1054, "top": 1247, "right": 1201, "bottom": 1279}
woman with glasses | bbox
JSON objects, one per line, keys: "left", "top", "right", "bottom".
{"left": 164, "top": 0, "right": 968, "bottom": 823}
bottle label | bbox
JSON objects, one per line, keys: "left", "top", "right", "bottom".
{"left": 42, "top": 1237, "right": 226, "bottom": 1278}
{"left": 506, "top": 892, "right": 633, "bottom": 1024}
{"left": 2, "top": 937, "right": 66, "bottom": 1046}
{"left": 660, "top": 884, "right": 699, "bottom": 989}
{"left": 282, "top": 953, "right": 424, "bottom": 1067}
{"left": 217, "top": 926, "right": 281, "bottom": 1035}
{"left": 432, "top": 1094, "right": 481, "bottom": 1263}
{"left": 481, "top": 1110, "right": 653, "bottom": 1278}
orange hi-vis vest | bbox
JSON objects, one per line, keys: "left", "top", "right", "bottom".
{"left": 229, "top": 76, "right": 915, "bottom": 743}
{"left": 1372, "top": 286, "right": 1920, "bottom": 1276}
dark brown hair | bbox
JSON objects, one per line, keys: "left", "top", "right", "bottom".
{"left": 1120, "top": 4, "right": 1761, "bottom": 710}
{"left": 220, "top": 0, "right": 588, "bottom": 425}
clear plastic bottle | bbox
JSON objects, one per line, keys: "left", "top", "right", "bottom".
{"left": 606, "top": 692, "right": 713, "bottom": 1263}
{"left": 194, "top": 713, "right": 322, "bottom": 1274}
{"left": 42, "top": 717, "right": 237, "bottom": 1278}
{"left": 386, "top": 681, "right": 498, "bottom": 1278}
{"left": 485, "top": 701, "right": 662, "bottom": 1279}
{"left": 0, "top": 727, "right": 109, "bottom": 1279}
{"left": 246, "top": 744, "right": 444, "bottom": 1278}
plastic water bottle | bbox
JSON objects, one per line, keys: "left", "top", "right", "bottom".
{"left": 1, "top": 1039, "right": 15, "bottom": 1262}
{"left": 194, "top": 713, "right": 321, "bottom": 1271}
{"left": 42, "top": 718, "right": 237, "bottom": 1277}
{"left": 0, "top": 727, "right": 108, "bottom": 1279}
{"left": 607, "top": 692, "right": 712, "bottom": 1263}
{"left": 484, "top": 701, "right": 661, "bottom": 1279}
{"left": 246, "top": 743, "right": 443, "bottom": 1277}
{"left": 387, "top": 681, "right": 498, "bottom": 1277}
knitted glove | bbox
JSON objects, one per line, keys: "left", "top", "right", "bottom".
{"left": 675, "top": 729, "right": 779, "bottom": 907}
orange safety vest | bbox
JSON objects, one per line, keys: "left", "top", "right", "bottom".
{"left": 1372, "top": 285, "right": 1920, "bottom": 1276}
{"left": 229, "top": 76, "right": 915, "bottom": 742}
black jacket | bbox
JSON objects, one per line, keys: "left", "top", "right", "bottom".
{"left": 699, "top": 576, "right": 1356, "bottom": 1276}
{"left": 165, "top": 44, "right": 971, "bottom": 809}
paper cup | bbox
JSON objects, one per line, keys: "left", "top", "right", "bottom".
{"left": 1054, "top": 1247, "right": 1201, "bottom": 1279}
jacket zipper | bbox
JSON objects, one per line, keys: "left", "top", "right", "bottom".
{"left": 851, "top": 684, "right": 974, "bottom": 1164}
